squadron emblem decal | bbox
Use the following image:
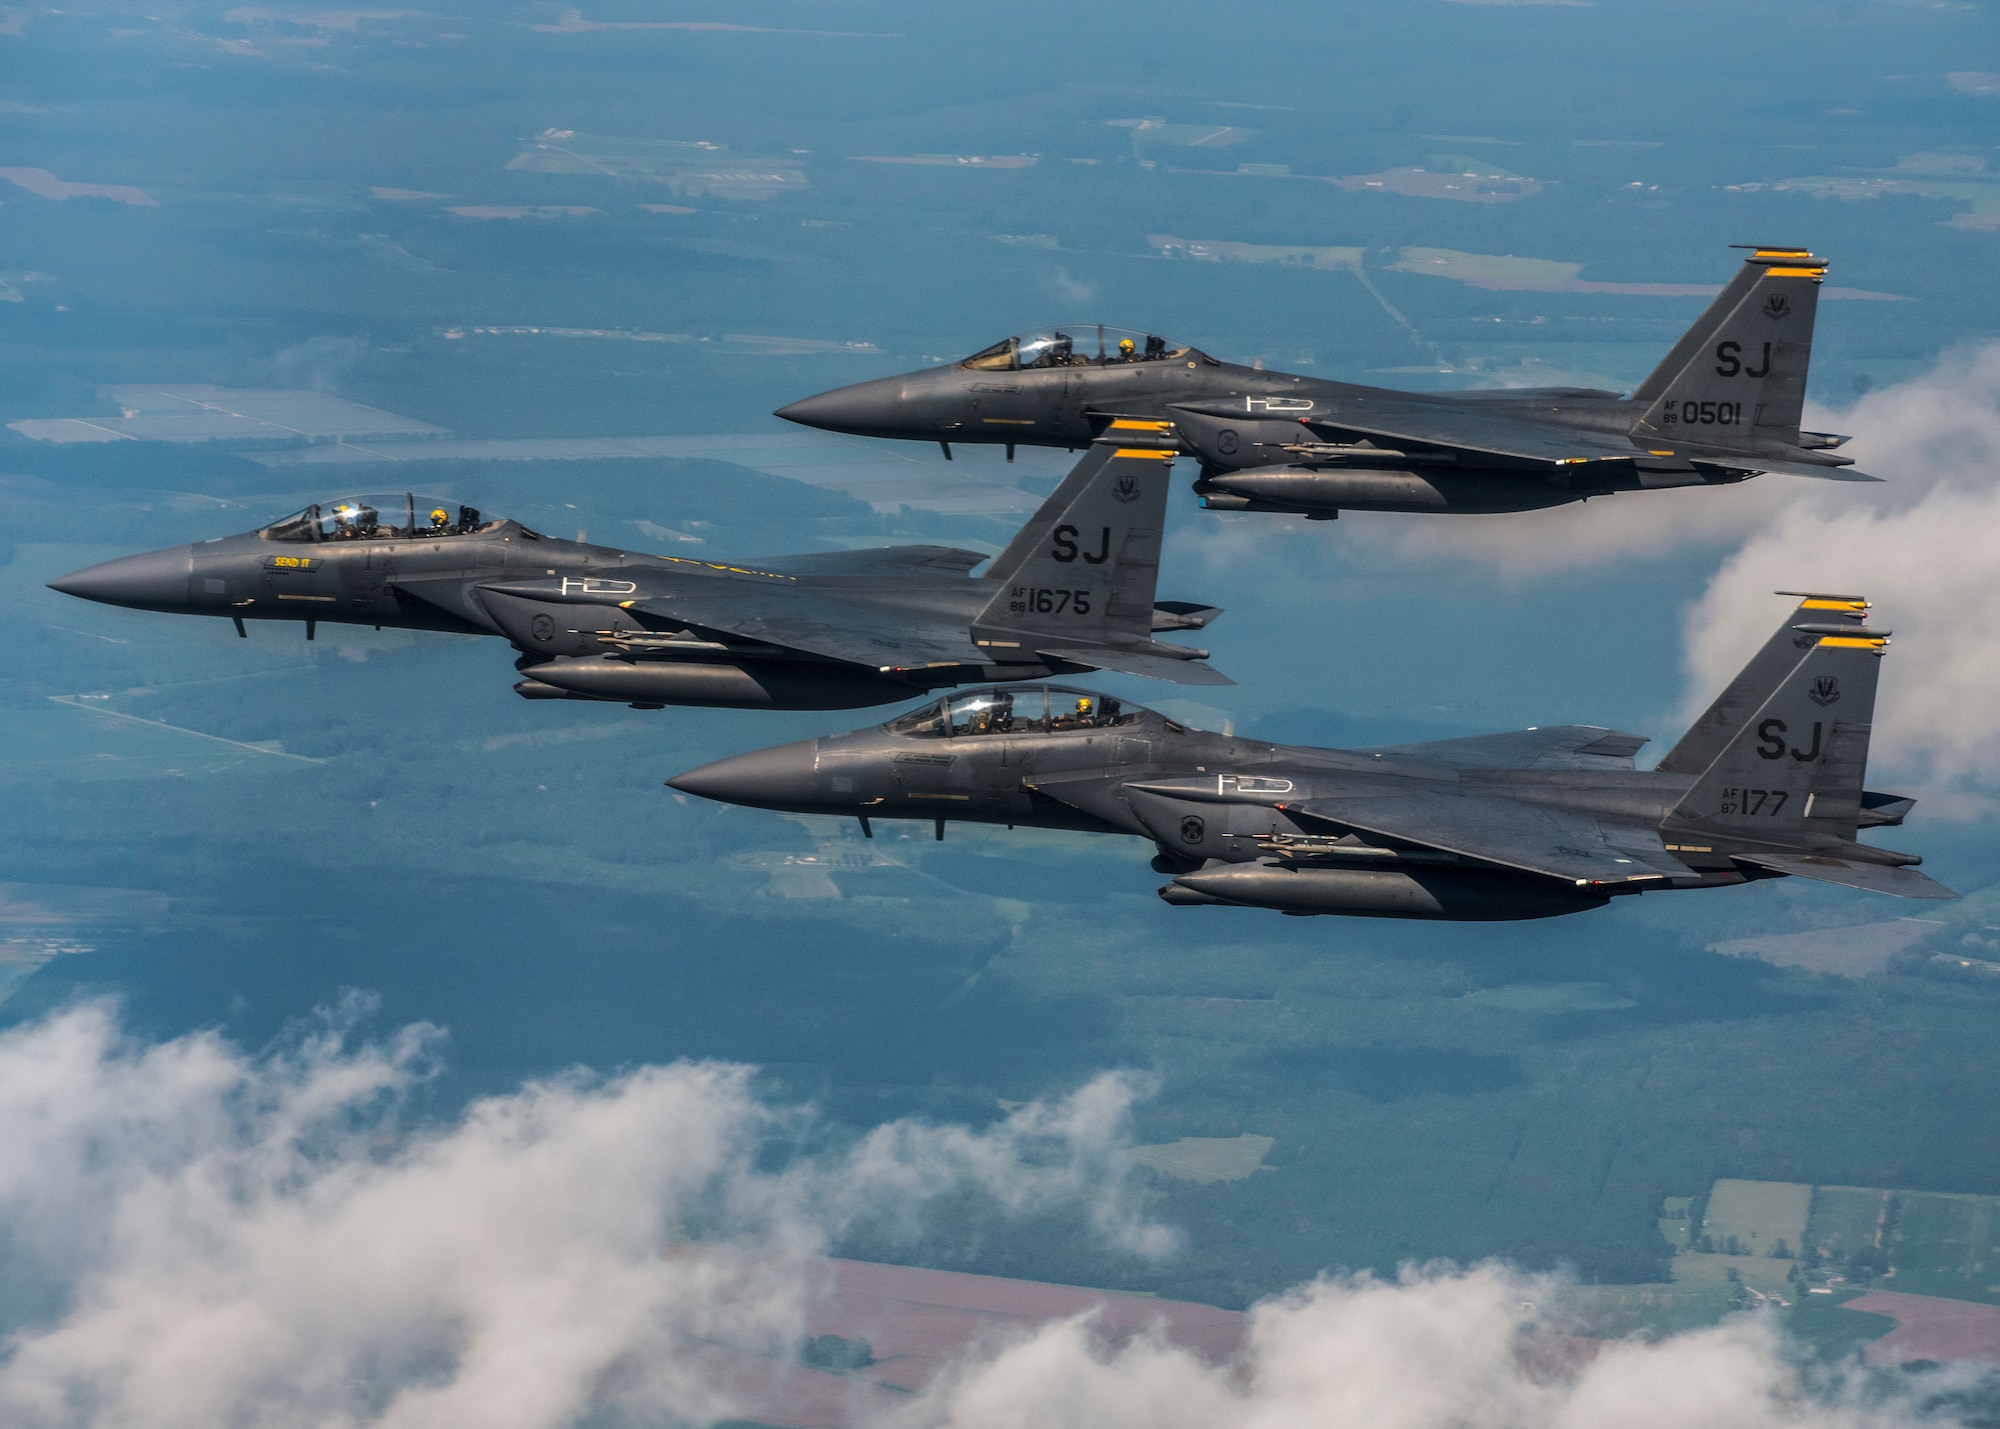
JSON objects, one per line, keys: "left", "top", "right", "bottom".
{"left": 1179, "top": 814, "right": 1206, "bottom": 844}
{"left": 1808, "top": 675, "right": 1841, "bottom": 707}
{"left": 1111, "top": 473, "right": 1142, "bottom": 504}
{"left": 1764, "top": 292, "right": 1792, "bottom": 320}
{"left": 530, "top": 613, "right": 556, "bottom": 642}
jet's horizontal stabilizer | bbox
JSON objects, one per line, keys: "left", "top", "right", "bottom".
{"left": 1859, "top": 791, "right": 1916, "bottom": 828}
{"left": 1036, "top": 642, "right": 1234, "bottom": 685}
{"left": 1152, "top": 601, "right": 1223, "bottom": 631}
{"left": 1740, "top": 459, "right": 1884, "bottom": 483}
{"left": 1734, "top": 850, "right": 1958, "bottom": 900}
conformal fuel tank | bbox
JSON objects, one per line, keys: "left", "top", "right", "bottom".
{"left": 1162, "top": 862, "right": 1612, "bottom": 921}
{"left": 516, "top": 656, "right": 916, "bottom": 710}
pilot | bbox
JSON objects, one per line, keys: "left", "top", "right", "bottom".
{"left": 1144, "top": 334, "right": 1167, "bottom": 360}
{"left": 428, "top": 506, "right": 453, "bottom": 535}
{"left": 1118, "top": 338, "right": 1137, "bottom": 362}
{"left": 1054, "top": 695, "right": 1094, "bottom": 730}
{"left": 330, "top": 502, "right": 378, "bottom": 539}
{"left": 1050, "top": 332, "right": 1073, "bottom": 366}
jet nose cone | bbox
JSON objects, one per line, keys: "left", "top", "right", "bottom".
{"left": 773, "top": 386, "right": 866, "bottom": 432}
{"left": 668, "top": 739, "right": 820, "bottom": 810}
{"left": 774, "top": 374, "right": 913, "bottom": 437}
{"left": 47, "top": 547, "right": 194, "bottom": 609}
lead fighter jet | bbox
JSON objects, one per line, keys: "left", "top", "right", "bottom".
{"left": 669, "top": 594, "right": 1952, "bottom": 920}
{"left": 776, "top": 248, "right": 1878, "bottom": 518}
{"left": 47, "top": 438, "right": 1226, "bottom": 709}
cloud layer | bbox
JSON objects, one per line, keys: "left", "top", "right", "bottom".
{"left": 904, "top": 1264, "right": 1984, "bottom": 1429}
{"left": 0, "top": 1001, "right": 1162, "bottom": 1429}
{"left": 0, "top": 1002, "right": 1986, "bottom": 1429}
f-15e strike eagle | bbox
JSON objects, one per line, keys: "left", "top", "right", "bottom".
{"left": 776, "top": 247, "right": 1878, "bottom": 519}
{"left": 47, "top": 439, "right": 1226, "bottom": 709}
{"left": 669, "top": 594, "right": 1952, "bottom": 920}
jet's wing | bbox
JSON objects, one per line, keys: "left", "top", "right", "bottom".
{"left": 1732, "top": 851, "right": 1958, "bottom": 900}
{"left": 742, "top": 545, "right": 991, "bottom": 578}
{"left": 1035, "top": 642, "right": 1235, "bottom": 686}
{"left": 1299, "top": 395, "right": 1886, "bottom": 479}
{"left": 1356, "top": 725, "right": 1648, "bottom": 771}
{"left": 632, "top": 587, "right": 984, "bottom": 670}
{"left": 1299, "top": 394, "right": 1647, "bottom": 464}
{"left": 1288, "top": 789, "right": 1691, "bottom": 886}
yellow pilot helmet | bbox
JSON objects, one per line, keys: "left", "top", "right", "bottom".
{"left": 1118, "top": 338, "right": 1135, "bottom": 355}
{"left": 430, "top": 507, "right": 450, "bottom": 526}
{"left": 1075, "top": 696, "right": 1093, "bottom": 714}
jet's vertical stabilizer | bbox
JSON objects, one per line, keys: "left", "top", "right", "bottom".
{"left": 1655, "top": 592, "right": 1869, "bottom": 775}
{"left": 1629, "top": 253, "right": 1770, "bottom": 405}
{"left": 976, "top": 431, "right": 1174, "bottom": 648}
{"left": 1668, "top": 629, "right": 1887, "bottom": 846}
{"left": 1632, "top": 249, "right": 1826, "bottom": 452}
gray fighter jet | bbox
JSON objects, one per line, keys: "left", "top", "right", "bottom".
{"left": 776, "top": 248, "right": 1878, "bottom": 519}
{"left": 669, "top": 593, "right": 1952, "bottom": 919}
{"left": 46, "top": 441, "right": 1226, "bottom": 709}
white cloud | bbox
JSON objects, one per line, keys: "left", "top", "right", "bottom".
{"left": 898, "top": 1264, "right": 1981, "bottom": 1429}
{"left": 1047, "top": 269, "right": 1099, "bottom": 307}
{"left": 0, "top": 1001, "right": 1165, "bottom": 1429}
{"left": 270, "top": 333, "right": 371, "bottom": 392}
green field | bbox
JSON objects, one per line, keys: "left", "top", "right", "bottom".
{"left": 1784, "top": 1293, "right": 1902, "bottom": 1361}
{"left": 1888, "top": 1192, "right": 2000, "bottom": 1302}
{"left": 1700, "top": 1180, "right": 1811, "bottom": 1261}
{"left": 1806, "top": 1186, "right": 1892, "bottom": 1266}
{"left": 1569, "top": 1284, "right": 1741, "bottom": 1338}
{"left": 1130, "top": 1135, "right": 1275, "bottom": 1185}
{"left": 1658, "top": 1196, "right": 1692, "bottom": 1252}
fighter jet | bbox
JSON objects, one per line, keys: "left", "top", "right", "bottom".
{"left": 669, "top": 593, "right": 1952, "bottom": 920}
{"left": 46, "top": 439, "right": 1227, "bottom": 710}
{"left": 775, "top": 247, "right": 1878, "bottom": 519}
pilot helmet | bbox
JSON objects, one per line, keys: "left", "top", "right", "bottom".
{"left": 1075, "top": 696, "right": 1093, "bottom": 714}
{"left": 430, "top": 507, "right": 451, "bottom": 527}
{"left": 1118, "top": 338, "right": 1135, "bottom": 355}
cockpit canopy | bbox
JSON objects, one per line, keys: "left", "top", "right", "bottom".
{"left": 886, "top": 685, "right": 1145, "bottom": 738}
{"left": 960, "top": 326, "right": 1192, "bottom": 371}
{"left": 258, "top": 496, "right": 498, "bottom": 543}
